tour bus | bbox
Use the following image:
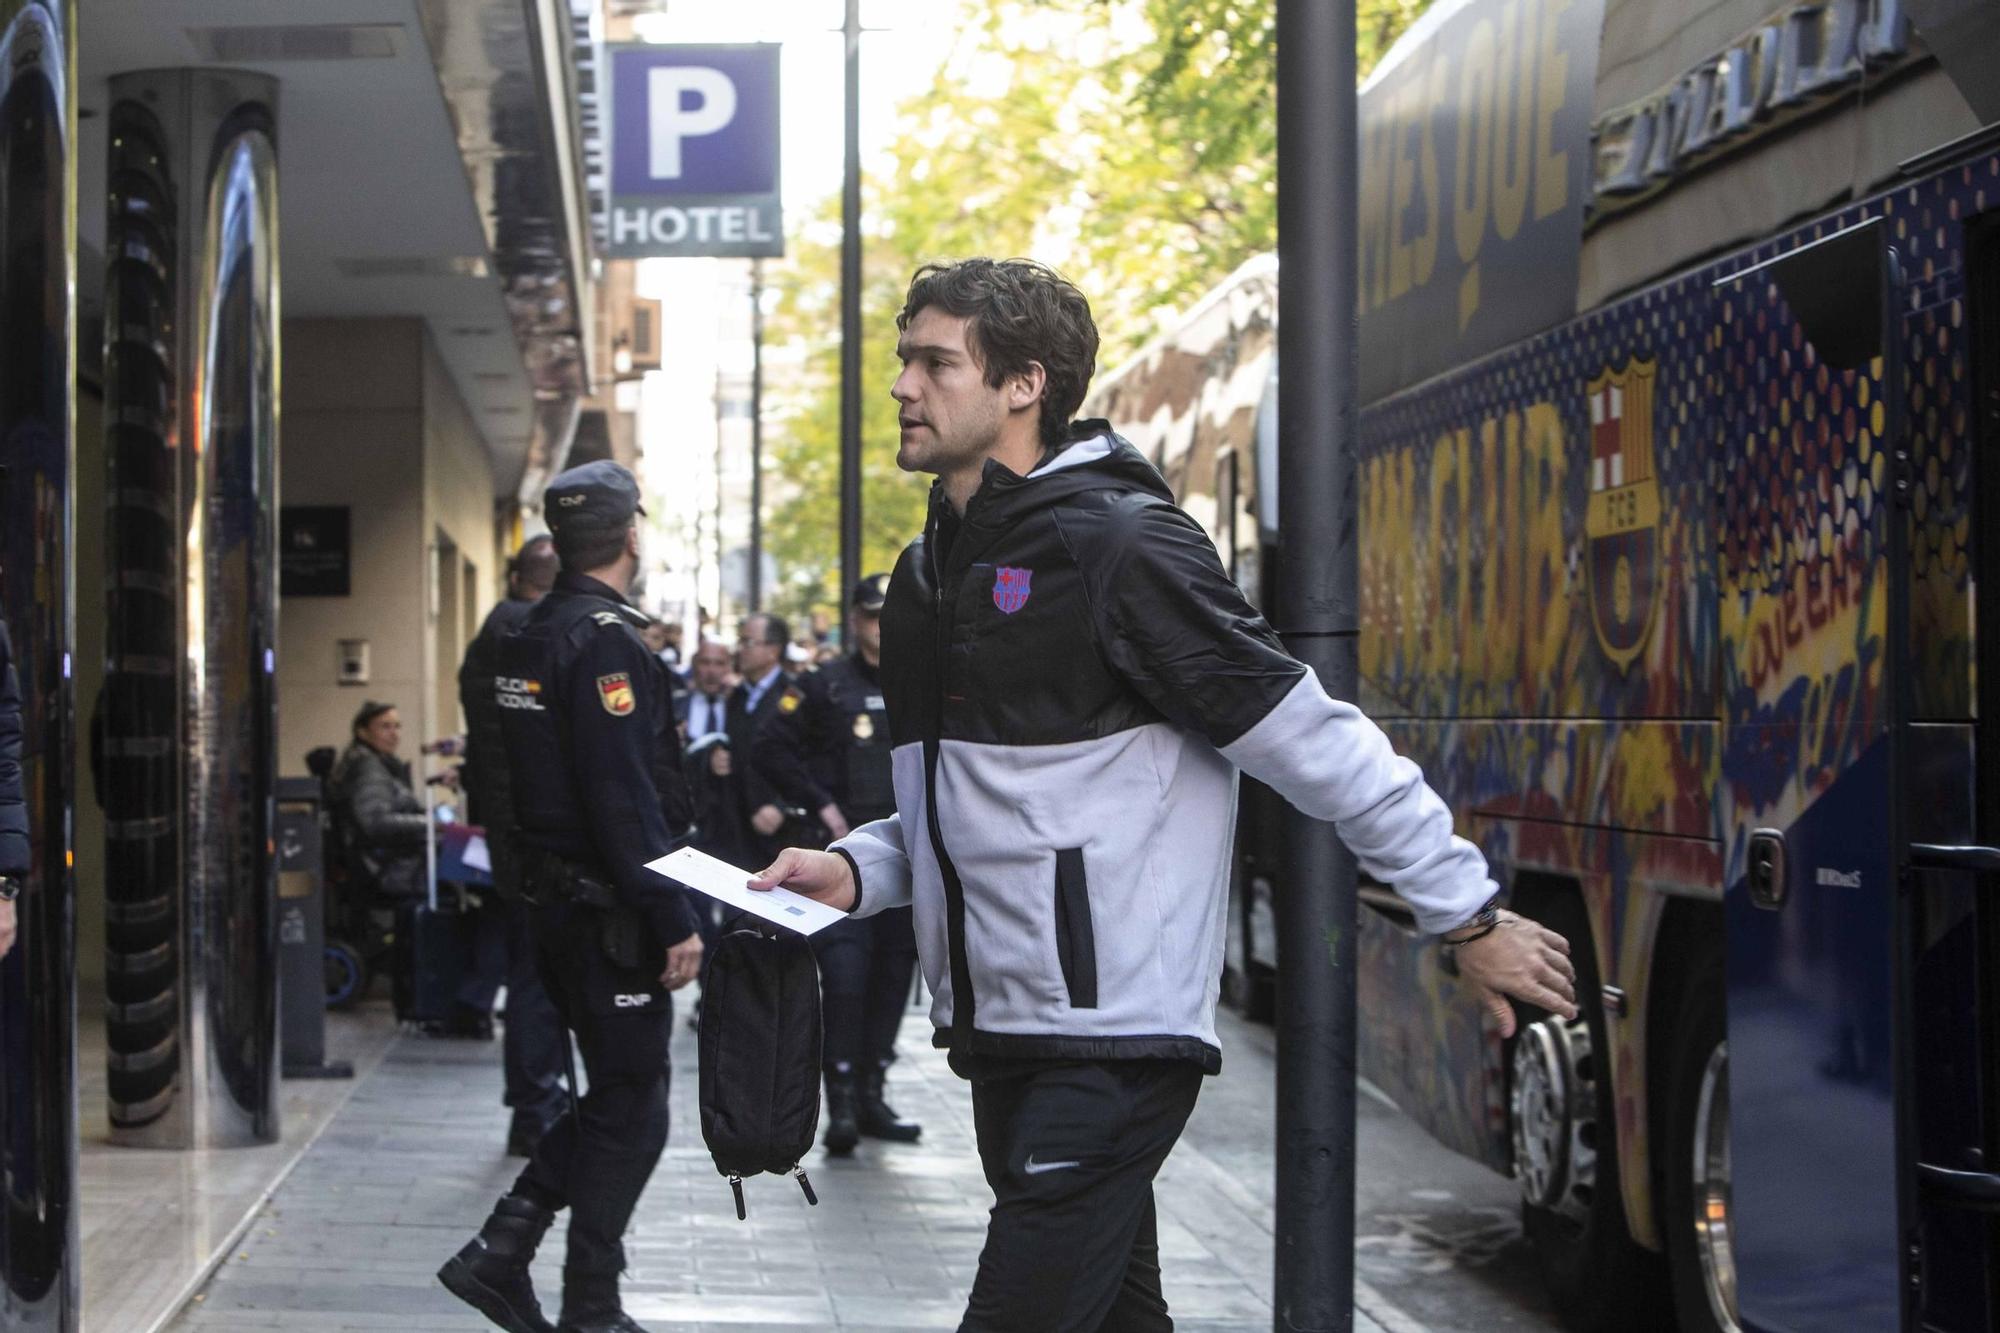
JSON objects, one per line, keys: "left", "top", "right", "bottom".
{"left": 1087, "top": 1, "right": 2000, "bottom": 1329}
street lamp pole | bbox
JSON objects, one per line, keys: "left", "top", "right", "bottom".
{"left": 838, "top": 0, "right": 864, "bottom": 614}
{"left": 1272, "top": 0, "right": 1361, "bottom": 1329}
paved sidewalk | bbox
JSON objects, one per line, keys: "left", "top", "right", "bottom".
{"left": 166, "top": 995, "right": 1496, "bottom": 1332}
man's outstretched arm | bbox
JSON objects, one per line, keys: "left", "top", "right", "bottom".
{"left": 1076, "top": 495, "right": 1577, "bottom": 1032}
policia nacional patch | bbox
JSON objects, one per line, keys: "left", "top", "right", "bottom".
{"left": 597, "top": 672, "right": 635, "bottom": 716}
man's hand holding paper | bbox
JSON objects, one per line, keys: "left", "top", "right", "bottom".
{"left": 645, "top": 846, "right": 849, "bottom": 935}
{"left": 747, "top": 847, "right": 856, "bottom": 913}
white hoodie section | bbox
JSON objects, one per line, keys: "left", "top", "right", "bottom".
{"left": 838, "top": 813, "right": 913, "bottom": 914}
{"left": 1219, "top": 671, "right": 1494, "bottom": 933}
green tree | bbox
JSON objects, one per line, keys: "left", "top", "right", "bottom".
{"left": 760, "top": 0, "right": 1431, "bottom": 623}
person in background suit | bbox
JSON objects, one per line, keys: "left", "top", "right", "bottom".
{"left": 678, "top": 639, "right": 733, "bottom": 748}
{"left": 458, "top": 535, "right": 567, "bottom": 1155}
{"left": 728, "top": 613, "right": 796, "bottom": 864}
{"left": 676, "top": 638, "right": 737, "bottom": 972}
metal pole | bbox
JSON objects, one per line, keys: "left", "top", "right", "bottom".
{"left": 711, "top": 353, "right": 727, "bottom": 621}
{"left": 1272, "top": 0, "right": 1359, "bottom": 1329}
{"left": 838, "top": 0, "right": 864, "bottom": 613}
{"left": 749, "top": 259, "right": 765, "bottom": 614}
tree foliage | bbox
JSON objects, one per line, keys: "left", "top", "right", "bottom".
{"left": 759, "top": 0, "right": 1430, "bottom": 624}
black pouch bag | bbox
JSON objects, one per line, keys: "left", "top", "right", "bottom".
{"left": 697, "top": 923, "right": 823, "bottom": 1218}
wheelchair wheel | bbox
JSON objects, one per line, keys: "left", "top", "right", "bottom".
{"left": 325, "top": 938, "right": 368, "bottom": 1010}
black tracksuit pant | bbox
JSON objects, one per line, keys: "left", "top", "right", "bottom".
{"left": 512, "top": 903, "right": 672, "bottom": 1278}
{"left": 958, "top": 1056, "right": 1204, "bottom": 1333}
{"left": 811, "top": 905, "right": 918, "bottom": 1071}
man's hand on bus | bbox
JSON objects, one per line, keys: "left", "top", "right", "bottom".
{"left": 749, "top": 847, "right": 858, "bottom": 913}
{"left": 1449, "top": 911, "right": 1577, "bottom": 1037}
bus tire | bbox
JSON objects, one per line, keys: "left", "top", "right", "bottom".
{"left": 1661, "top": 939, "right": 1739, "bottom": 1332}
{"left": 1514, "top": 892, "right": 1672, "bottom": 1332}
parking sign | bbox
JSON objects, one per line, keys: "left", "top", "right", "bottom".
{"left": 608, "top": 43, "right": 783, "bottom": 258}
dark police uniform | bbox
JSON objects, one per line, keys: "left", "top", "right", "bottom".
{"left": 459, "top": 590, "right": 567, "bottom": 1147}
{"left": 751, "top": 576, "right": 920, "bottom": 1152}
{"left": 440, "top": 461, "right": 695, "bottom": 1333}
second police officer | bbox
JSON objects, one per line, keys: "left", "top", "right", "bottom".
{"left": 439, "top": 461, "right": 701, "bottom": 1333}
{"left": 752, "top": 575, "right": 922, "bottom": 1155}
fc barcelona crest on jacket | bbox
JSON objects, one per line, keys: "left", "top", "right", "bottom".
{"left": 1584, "top": 360, "right": 1661, "bottom": 673}
{"left": 596, "top": 672, "right": 635, "bottom": 716}
{"left": 993, "top": 566, "right": 1032, "bottom": 614}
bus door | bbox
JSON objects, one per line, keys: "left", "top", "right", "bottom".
{"left": 1714, "top": 219, "right": 1913, "bottom": 1331}
{"left": 1898, "top": 210, "right": 2000, "bottom": 1332}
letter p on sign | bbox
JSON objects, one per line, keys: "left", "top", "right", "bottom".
{"left": 649, "top": 66, "right": 736, "bottom": 180}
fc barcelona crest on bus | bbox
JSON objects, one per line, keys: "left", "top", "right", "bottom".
{"left": 1583, "top": 360, "right": 1661, "bottom": 673}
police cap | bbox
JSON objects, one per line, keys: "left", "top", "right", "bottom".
{"left": 544, "top": 460, "right": 644, "bottom": 535}
{"left": 851, "top": 573, "right": 890, "bottom": 612}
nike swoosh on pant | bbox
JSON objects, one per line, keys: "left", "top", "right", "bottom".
{"left": 1023, "top": 1156, "right": 1081, "bottom": 1175}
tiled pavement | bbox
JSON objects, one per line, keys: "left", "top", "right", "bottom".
{"left": 166, "top": 997, "right": 1452, "bottom": 1332}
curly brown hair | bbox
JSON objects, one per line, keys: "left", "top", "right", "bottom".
{"left": 897, "top": 258, "right": 1099, "bottom": 451}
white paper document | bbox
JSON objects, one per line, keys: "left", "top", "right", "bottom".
{"left": 645, "top": 846, "right": 848, "bottom": 937}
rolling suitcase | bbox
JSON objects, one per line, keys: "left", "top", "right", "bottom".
{"left": 394, "top": 870, "right": 471, "bottom": 1024}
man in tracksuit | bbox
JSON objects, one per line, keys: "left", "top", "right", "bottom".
{"left": 752, "top": 258, "right": 1578, "bottom": 1332}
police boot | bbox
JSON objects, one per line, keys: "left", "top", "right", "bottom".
{"left": 558, "top": 1269, "right": 650, "bottom": 1332}
{"left": 437, "top": 1194, "right": 558, "bottom": 1333}
{"left": 858, "top": 1063, "right": 922, "bottom": 1142}
{"left": 823, "top": 1066, "right": 860, "bottom": 1156}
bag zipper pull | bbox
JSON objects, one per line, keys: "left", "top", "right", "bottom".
{"left": 793, "top": 1165, "right": 818, "bottom": 1206}
{"left": 729, "top": 1175, "right": 746, "bottom": 1221}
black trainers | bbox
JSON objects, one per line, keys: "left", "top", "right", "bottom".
{"left": 823, "top": 1068, "right": 860, "bottom": 1156}
{"left": 437, "top": 1194, "right": 557, "bottom": 1333}
{"left": 857, "top": 1064, "right": 922, "bottom": 1143}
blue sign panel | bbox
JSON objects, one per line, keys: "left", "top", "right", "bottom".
{"left": 607, "top": 43, "right": 783, "bottom": 258}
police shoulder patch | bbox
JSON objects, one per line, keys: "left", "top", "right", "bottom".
{"left": 777, "top": 686, "right": 803, "bottom": 714}
{"left": 591, "top": 611, "right": 624, "bottom": 627}
{"left": 596, "top": 672, "right": 636, "bottom": 716}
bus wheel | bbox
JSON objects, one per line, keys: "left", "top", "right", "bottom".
{"left": 1513, "top": 895, "right": 1670, "bottom": 1331}
{"left": 1662, "top": 945, "right": 1740, "bottom": 1332}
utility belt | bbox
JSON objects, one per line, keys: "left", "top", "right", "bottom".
{"left": 520, "top": 843, "right": 699, "bottom": 973}
{"left": 520, "top": 847, "right": 619, "bottom": 910}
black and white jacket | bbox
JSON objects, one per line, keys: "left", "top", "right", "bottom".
{"left": 832, "top": 425, "right": 1493, "bottom": 1071}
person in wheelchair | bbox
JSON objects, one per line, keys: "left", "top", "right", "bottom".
{"left": 329, "top": 700, "right": 431, "bottom": 905}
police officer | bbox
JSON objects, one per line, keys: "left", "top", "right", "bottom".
{"left": 457, "top": 536, "right": 567, "bottom": 1154}
{"left": 751, "top": 575, "right": 921, "bottom": 1155}
{"left": 439, "top": 461, "right": 701, "bottom": 1333}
